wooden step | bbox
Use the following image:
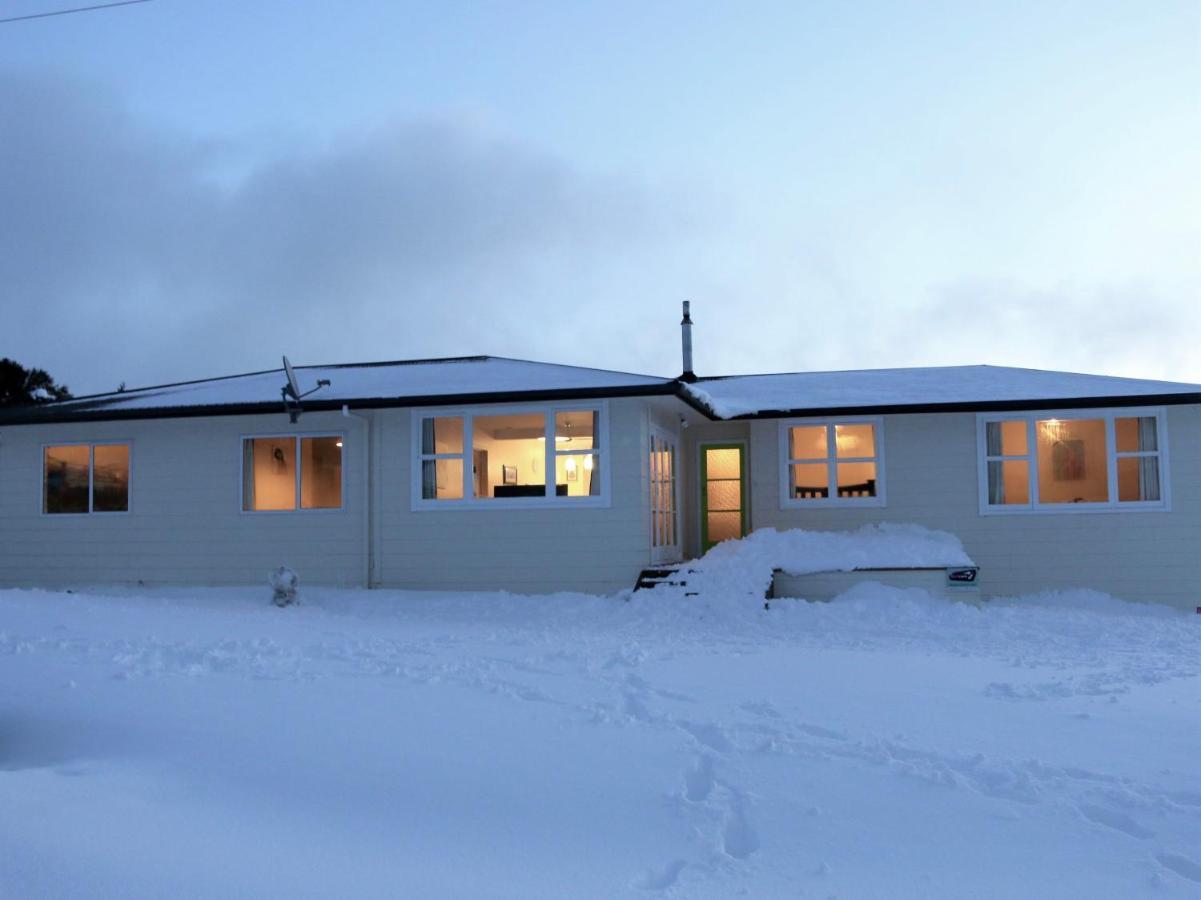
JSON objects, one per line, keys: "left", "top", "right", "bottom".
{"left": 634, "top": 566, "right": 678, "bottom": 591}
{"left": 633, "top": 564, "right": 696, "bottom": 592}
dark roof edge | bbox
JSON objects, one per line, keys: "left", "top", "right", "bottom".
{"left": 3, "top": 384, "right": 1198, "bottom": 427}
{"left": 714, "top": 392, "right": 1201, "bottom": 420}
{"left": 670, "top": 383, "right": 718, "bottom": 418}
{"left": 39, "top": 355, "right": 667, "bottom": 409}
{"left": 0, "top": 382, "right": 683, "bottom": 426}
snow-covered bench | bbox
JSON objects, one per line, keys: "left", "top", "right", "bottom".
{"left": 771, "top": 565, "right": 979, "bottom": 602}
{"left": 670, "top": 524, "right": 979, "bottom": 605}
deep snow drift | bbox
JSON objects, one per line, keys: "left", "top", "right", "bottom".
{"left": 1, "top": 582, "right": 1198, "bottom": 898}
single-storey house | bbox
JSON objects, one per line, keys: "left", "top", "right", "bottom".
{"left": 3, "top": 307, "right": 1199, "bottom": 609}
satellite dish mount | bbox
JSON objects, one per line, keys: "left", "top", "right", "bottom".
{"left": 281, "top": 355, "right": 330, "bottom": 423}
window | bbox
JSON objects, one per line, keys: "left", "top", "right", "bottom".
{"left": 979, "top": 409, "right": 1167, "bottom": 513}
{"left": 780, "top": 419, "right": 884, "bottom": 507}
{"left": 414, "top": 406, "right": 607, "bottom": 507}
{"left": 242, "top": 435, "right": 343, "bottom": 511}
{"left": 43, "top": 443, "right": 130, "bottom": 514}
{"left": 650, "top": 430, "right": 679, "bottom": 553}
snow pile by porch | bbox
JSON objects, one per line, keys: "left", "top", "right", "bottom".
{"left": 652, "top": 523, "right": 975, "bottom": 602}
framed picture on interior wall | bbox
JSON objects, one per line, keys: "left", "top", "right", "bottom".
{"left": 1052, "top": 439, "right": 1085, "bottom": 481}
{"left": 502, "top": 465, "right": 518, "bottom": 485}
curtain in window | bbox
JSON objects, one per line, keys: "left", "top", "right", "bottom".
{"left": 420, "top": 419, "right": 438, "bottom": 499}
{"left": 587, "top": 410, "right": 601, "bottom": 496}
{"left": 985, "top": 422, "right": 1004, "bottom": 504}
{"left": 1138, "top": 416, "right": 1160, "bottom": 501}
{"left": 242, "top": 440, "right": 256, "bottom": 510}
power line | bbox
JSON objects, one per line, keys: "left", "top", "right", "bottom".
{"left": 0, "top": 0, "right": 153, "bottom": 25}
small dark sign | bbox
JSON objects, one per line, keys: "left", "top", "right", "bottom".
{"left": 946, "top": 567, "right": 979, "bottom": 588}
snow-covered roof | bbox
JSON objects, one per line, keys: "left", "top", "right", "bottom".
{"left": 685, "top": 365, "right": 1201, "bottom": 418}
{"left": 4, "top": 358, "right": 1198, "bottom": 425}
{"left": 4, "top": 356, "right": 675, "bottom": 423}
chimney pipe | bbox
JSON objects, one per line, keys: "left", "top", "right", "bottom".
{"left": 680, "top": 300, "right": 696, "bottom": 382}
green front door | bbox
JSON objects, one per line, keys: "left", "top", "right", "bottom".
{"left": 700, "top": 443, "right": 747, "bottom": 553}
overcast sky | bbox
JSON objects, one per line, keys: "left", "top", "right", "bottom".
{"left": 2, "top": 0, "right": 1198, "bottom": 395}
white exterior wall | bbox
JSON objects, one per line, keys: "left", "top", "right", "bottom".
{"left": 0, "top": 412, "right": 366, "bottom": 587}
{"left": 372, "top": 398, "right": 653, "bottom": 595}
{"left": 734, "top": 405, "right": 1201, "bottom": 611}
{"left": 7, "top": 398, "right": 1194, "bottom": 605}
{"left": 0, "top": 398, "right": 663, "bottom": 595}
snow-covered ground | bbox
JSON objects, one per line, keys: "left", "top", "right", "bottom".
{"left": 2, "top": 583, "right": 1198, "bottom": 898}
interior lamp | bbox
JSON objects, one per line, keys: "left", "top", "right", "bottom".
{"left": 1040, "top": 419, "right": 1064, "bottom": 442}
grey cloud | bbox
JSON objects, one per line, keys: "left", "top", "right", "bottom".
{"left": 4, "top": 71, "right": 1194, "bottom": 395}
{"left": 1, "top": 71, "right": 702, "bottom": 393}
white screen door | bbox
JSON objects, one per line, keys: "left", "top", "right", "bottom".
{"left": 649, "top": 427, "right": 681, "bottom": 563}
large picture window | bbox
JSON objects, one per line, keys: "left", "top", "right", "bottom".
{"left": 979, "top": 409, "right": 1167, "bottom": 513}
{"left": 414, "top": 406, "right": 607, "bottom": 508}
{"left": 779, "top": 419, "right": 884, "bottom": 507}
{"left": 242, "top": 435, "right": 343, "bottom": 511}
{"left": 43, "top": 443, "right": 130, "bottom": 514}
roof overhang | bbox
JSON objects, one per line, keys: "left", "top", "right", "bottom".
{"left": 3, "top": 381, "right": 1198, "bottom": 428}
{"left": 0, "top": 382, "right": 691, "bottom": 426}
{"left": 693, "top": 392, "right": 1201, "bottom": 420}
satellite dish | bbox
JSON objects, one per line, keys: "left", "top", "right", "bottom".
{"left": 282, "top": 355, "right": 301, "bottom": 401}
{"left": 279, "top": 355, "right": 330, "bottom": 423}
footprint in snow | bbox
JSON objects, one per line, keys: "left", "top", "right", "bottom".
{"left": 1157, "top": 853, "right": 1201, "bottom": 884}
{"left": 636, "top": 859, "right": 686, "bottom": 890}
{"left": 794, "top": 721, "right": 848, "bottom": 741}
{"left": 683, "top": 755, "right": 715, "bottom": 802}
{"left": 721, "top": 802, "right": 760, "bottom": 860}
{"left": 740, "top": 700, "right": 780, "bottom": 718}
{"left": 1078, "top": 804, "right": 1155, "bottom": 839}
{"left": 679, "top": 721, "right": 732, "bottom": 753}
{"left": 623, "top": 690, "right": 654, "bottom": 722}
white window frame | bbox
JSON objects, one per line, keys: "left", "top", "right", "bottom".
{"left": 649, "top": 424, "right": 682, "bottom": 563}
{"left": 40, "top": 440, "right": 133, "bottom": 516}
{"left": 410, "top": 401, "right": 611, "bottom": 511}
{"left": 975, "top": 406, "right": 1171, "bottom": 515}
{"left": 239, "top": 432, "right": 347, "bottom": 514}
{"left": 778, "top": 416, "right": 887, "bottom": 509}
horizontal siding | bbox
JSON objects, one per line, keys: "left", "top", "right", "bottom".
{"left": 0, "top": 412, "right": 365, "bottom": 587}
{"left": 736, "top": 405, "right": 1201, "bottom": 611}
{"left": 11, "top": 395, "right": 1191, "bottom": 605}
{"left": 372, "top": 398, "right": 652, "bottom": 594}
{"left": 0, "top": 400, "right": 658, "bottom": 595}
{"left": 2, "top": 401, "right": 658, "bottom": 595}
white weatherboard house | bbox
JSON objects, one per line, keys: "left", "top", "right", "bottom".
{"left": 3, "top": 309, "right": 1200, "bottom": 610}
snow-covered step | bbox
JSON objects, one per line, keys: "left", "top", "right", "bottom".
{"left": 633, "top": 565, "right": 697, "bottom": 592}
{"left": 633, "top": 566, "right": 682, "bottom": 591}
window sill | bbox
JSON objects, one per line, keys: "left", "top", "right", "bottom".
{"left": 979, "top": 502, "right": 1170, "bottom": 516}
{"left": 412, "top": 497, "right": 611, "bottom": 512}
{"left": 780, "top": 497, "right": 887, "bottom": 510}
{"left": 41, "top": 511, "right": 132, "bottom": 518}
{"left": 240, "top": 507, "right": 347, "bottom": 515}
